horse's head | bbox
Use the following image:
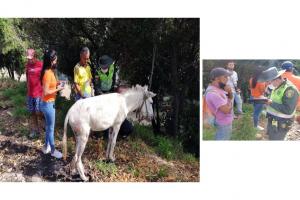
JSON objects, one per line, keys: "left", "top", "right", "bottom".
{"left": 136, "top": 85, "right": 156, "bottom": 122}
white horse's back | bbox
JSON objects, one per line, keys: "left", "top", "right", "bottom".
{"left": 68, "top": 93, "right": 127, "bottom": 132}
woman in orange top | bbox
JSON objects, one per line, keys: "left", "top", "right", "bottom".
{"left": 249, "top": 68, "right": 267, "bottom": 131}
{"left": 39, "top": 50, "right": 64, "bottom": 159}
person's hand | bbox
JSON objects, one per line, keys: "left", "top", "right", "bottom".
{"left": 57, "top": 85, "right": 65, "bottom": 91}
{"left": 224, "top": 85, "right": 232, "bottom": 94}
{"left": 266, "top": 99, "right": 272, "bottom": 105}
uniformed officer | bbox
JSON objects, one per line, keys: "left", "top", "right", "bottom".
{"left": 258, "top": 67, "right": 299, "bottom": 140}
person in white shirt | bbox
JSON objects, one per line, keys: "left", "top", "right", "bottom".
{"left": 226, "top": 61, "right": 243, "bottom": 116}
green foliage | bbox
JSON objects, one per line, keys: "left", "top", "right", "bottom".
{"left": 11, "top": 95, "right": 26, "bottom": 107}
{"left": 2, "top": 88, "right": 15, "bottom": 98}
{"left": 231, "top": 108, "right": 257, "bottom": 140}
{"left": 1, "top": 81, "right": 27, "bottom": 119}
{"left": 0, "top": 19, "right": 28, "bottom": 79}
{"left": 202, "top": 126, "right": 216, "bottom": 140}
{"left": 156, "top": 136, "right": 174, "bottom": 160}
{"left": 133, "top": 124, "right": 197, "bottom": 161}
{"left": 13, "top": 107, "right": 28, "bottom": 119}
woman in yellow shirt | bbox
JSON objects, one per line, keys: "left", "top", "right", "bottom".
{"left": 39, "top": 50, "right": 64, "bottom": 159}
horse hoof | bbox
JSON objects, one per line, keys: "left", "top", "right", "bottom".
{"left": 105, "top": 159, "right": 115, "bottom": 163}
{"left": 81, "top": 176, "right": 89, "bottom": 182}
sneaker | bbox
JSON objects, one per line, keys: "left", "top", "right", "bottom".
{"left": 51, "top": 149, "right": 63, "bottom": 159}
{"left": 256, "top": 126, "right": 264, "bottom": 131}
{"left": 29, "top": 131, "right": 36, "bottom": 138}
{"left": 41, "top": 145, "right": 51, "bottom": 154}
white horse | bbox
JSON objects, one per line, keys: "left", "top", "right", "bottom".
{"left": 62, "top": 85, "right": 156, "bottom": 181}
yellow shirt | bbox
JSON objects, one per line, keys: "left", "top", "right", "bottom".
{"left": 74, "top": 63, "right": 92, "bottom": 96}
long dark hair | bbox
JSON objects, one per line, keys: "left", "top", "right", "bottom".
{"left": 251, "top": 67, "right": 264, "bottom": 88}
{"left": 40, "top": 50, "right": 57, "bottom": 85}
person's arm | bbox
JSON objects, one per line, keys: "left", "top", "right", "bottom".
{"left": 218, "top": 101, "right": 233, "bottom": 114}
{"left": 206, "top": 90, "right": 232, "bottom": 115}
{"left": 269, "top": 87, "right": 299, "bottom": 115}
{"left": 74, "top": 66, "right": 83, "bottom": 97}
{"left": 43, "top": 82, "right": 63, "bottom": 96}
{"left": 42, "top": 74, "right": 63, "bottom": 96}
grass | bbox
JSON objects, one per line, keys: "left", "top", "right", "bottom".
{"left": 94, "top": 160, "right": 118, "bottom": 176}
{"left": 133, "top": 124, "right": 198, "bottom": 161}
{"left": 203, "top": 103, "right": 258, "bottom": 140}
{"left": 1, "top": 82, "right": 28, "bottom": 119}
{"left": 146, "top": 165, "right": 169, "bottom": 182}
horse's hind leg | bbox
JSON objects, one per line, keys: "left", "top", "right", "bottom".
{"left": 76, "top": 128, "right": 90, "bottom": 181}
{"left": 70, "top": 136, "right": 80, "bottom": 175}
{"left": 108, "top": 124, "right": 121, "bottom": 162}
{"left": 105, "top": 128, "right": 113, "bottom": 159}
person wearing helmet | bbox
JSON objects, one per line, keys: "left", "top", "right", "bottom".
{"left": 94, "top": 55, "right": 117, "bottom": 95}
{"left": 258, "top": 67, "right": 299, "bottom": 140}
{"left": 93, "top": 55, "right": 133, "bottom": 140}
{"left": 281, "top": 61, "right": 300, "bottom": 110}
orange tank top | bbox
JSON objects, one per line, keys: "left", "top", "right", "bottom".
{"left": 42, "top": 69, "right": 57, "bottom": 102}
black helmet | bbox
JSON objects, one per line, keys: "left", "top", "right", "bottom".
{"left": 98, "top": 55, "right": 113, "bottom": 69}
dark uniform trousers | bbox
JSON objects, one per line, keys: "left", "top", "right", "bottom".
{"left": 267, "top": 113, "right": 293, "bottom": 140}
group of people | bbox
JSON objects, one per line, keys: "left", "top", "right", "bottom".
{"left": 205, "top": 61, "right": 300, "bottom": 140}
{"left": 26, "top": 47, "right": 133, "bottom": 159}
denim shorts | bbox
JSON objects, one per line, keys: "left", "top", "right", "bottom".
{"left": 26, "top": 96, "right": 41, "bottom": 113}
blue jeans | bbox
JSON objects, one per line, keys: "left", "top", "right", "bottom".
{"left": 40, "top": 101, "right": 55, "bottom": 152}
{"left": 253, "top": 102, "right": 264, "bottom": 127}
{"left": 215, "top": 123, "right": 232, "bottom": 140}
{"left": 232, "top": 92, "right": 243, "bottom": 114}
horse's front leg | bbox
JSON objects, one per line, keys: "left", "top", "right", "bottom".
{"left": 107, "top": 124, "right": 121, "bottom": 162}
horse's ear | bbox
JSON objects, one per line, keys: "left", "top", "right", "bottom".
{"left": 146, "top": 91, "right": 156, "bottom": 98}
{"left": 143, "top": 85, "right": 148, "bottom": 91}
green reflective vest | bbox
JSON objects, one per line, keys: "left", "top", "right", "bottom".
{"left": 267, "top": 80, "right": 298, "bottom": 118}
{"left": 96, "top": 64, "right": 115, "bottom": 92}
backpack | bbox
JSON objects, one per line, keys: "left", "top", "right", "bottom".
{"left": 203, "top": 88, "right": 217, "bottom": 128}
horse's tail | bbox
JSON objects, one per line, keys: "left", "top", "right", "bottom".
{"left": 63, "top": 109, "right": 71, "bottom": 161}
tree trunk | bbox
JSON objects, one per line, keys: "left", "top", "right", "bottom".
{"left": 7, "top": 66, "right": 14, "bottom": 80}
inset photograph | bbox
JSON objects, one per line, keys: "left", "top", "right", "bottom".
{"left": 203, "top": 60, "right": 300, "bottom": 141}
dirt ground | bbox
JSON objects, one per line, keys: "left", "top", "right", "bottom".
{"left": 0, "top": 97, "right": 199, "bottom": 182}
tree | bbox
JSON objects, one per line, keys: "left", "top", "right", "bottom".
{"left": 0, "top": 19, "right": 27, "bottom": 80}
